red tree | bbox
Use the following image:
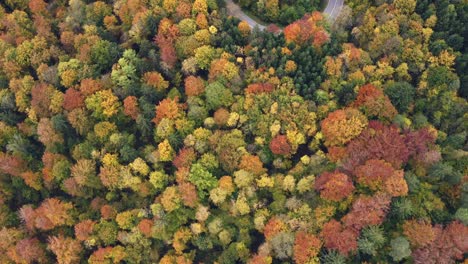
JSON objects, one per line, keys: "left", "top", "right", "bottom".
{"left": 123, "top": 96, "right": 140, "bottom": 120}
{"left": 293, "top": 232, "right": 322, "bottom": 264}
{"left": 63, "top": 88, "right": 84, "bottom": 111}
{"left": 343, "top": 121, "right": 409, "bottom": 171}
{"left": 31, "top": 83, "right": 53, "bottom": 117}
{"left": 245, "top": 83, "right": 274, "bottom": 94}
{"left": 263, "top": 217, "right": 286, "bottom": 240}
{"left": 342, "top": 194, "right": 391, "bottom": 232}
{"left": 155, "top": 18, "right": 179, "bottom": 69}
{"left": 184, "top": 76, "right": 205, "bottom": 96}
{"left": 412, "top": 221, "right": 468, "bottom": 264}
{"left": 315, "top": 171, "right": 354, "bottom": 201}
{"left": 75, "top": 220, "right": 95, "bottom": 241}
{"left": 173, "top": 147, "right": 197, "bottom": 169}
{"left": 152, "top": 97, "right": 181, "bottom": 124}
{"left": 352, "top": 84, "right": 397, "bottom": 121}
{"left": 321, "top": 219, "right": 359, "bottom": 256}
{"left": 48, "top": 235, "right": 82, "bottom": 264}
{"left": 8, "top": 238, "right": 46, "bottom": 263}
{"left": 269, "top": 135, "right": 292, "bottom": 155}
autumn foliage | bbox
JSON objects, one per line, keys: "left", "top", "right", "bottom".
{"left": 284, "top": 12, "right": 329, "bottom": 48}
{"left": 153, "top": 97, "right": 182, "bottom": 124}
{"left": 321, "top": 108, "right": 368, "bottom": 147}
{"left": 0, "top": 0, "right": 465, "bottom": 262}
{"left": 269, "top": 135, "right": 292, "bottom": 155}
{"left": 321, "top": 219, "right": 359, "bottom": 256}
{"left": 314, "top": 171, "right": 354, "bottom": 201}
{"left": 293, "top": 232, "right": 322, "bottom": 264}
{"left": 353, "top": 84, "right": 397, "bottom": 121}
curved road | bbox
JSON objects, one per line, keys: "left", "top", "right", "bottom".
{"left": 323, "top": 0, "right": 344, "bottom": 19}
{"left": 225, "top": 0, "right": 344, "bottom": 30}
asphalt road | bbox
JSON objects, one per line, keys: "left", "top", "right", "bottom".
{"left": 224, "top": 0, "right": 266, "bottom": 30}
{"left": 224, "top": 0, "right": 344, "bottom": 30}
{"left": 323, "top": 0, "right": 345, "bottom": 19}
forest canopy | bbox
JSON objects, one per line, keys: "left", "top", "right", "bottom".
{"left": 0, "top": 0, "right": 467, "bottom": 263}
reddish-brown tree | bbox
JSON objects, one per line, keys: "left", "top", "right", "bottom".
{"left": 152, "top": 97, "right": 181, "bottom": 124}
{"left": 155, "top": 18, "right": 179, "bottom": 69}
{"left": 342, "top": 194, "right": 391, "bottom": 232}
{"left": 79, "top": 78, "right": 103, "bottom": 96}
{"left": 7, "top": 238, "right": 46, "bottom": 263}
{"left": 321, "top": 219, "right": 359, "bottom": 256}
{"left": 269, "top": 135, "right": 292, "bottom": 155}
{"left": 343, "top": 121, "right": 410, "bottom": 171}
{"left": 63, "top": 88, "right": 85, "bottom": 111}
{"left": 123, "top": 96, "right": 140, "bottom": 120}
{"left": 184, "top": 76, "right": 205, "bottom": 96}
{"left": 263, "top": 217, "right": 286, "bottom": 240}
{"left": 75, "top": 220, "right": 96, "bottom": 241}
{"left": 213, "top": 108, "right": 230, "bottom": 126}
{"left": 173, "top": 148, "right": 197, "bottom": 169}
{"left": 48, "top": 235, "right": 82, "bottom": 264}
{"left": 34, "top": 198, "right": 74, "bottom": 230}
{"left": 138, "top": 219, "right": 154, "bottom": 237}
{"left": 412, "top": 221, "right": 468, "bottom": 264}
{"left": 178, "top": 182, "right": 198, "bottom": 208}
{"left": 293, "top": 232, "right": 322, "bottom": 264}
{"left": 314, "top": 171, "right": 354, "bottom": 201}
{"left": 352, "top": 84, "right": 397, "bottom": 121}
{"left": 239, "top": 154, "right": 266, "bottom": 176}
{"left": 0, "top": 153, "right": 26, "bottom": 177}
{"left": 403, "top": 220, "right": 436, "bottom": 248}
{"left": 31, "top": 83, "right": 54, "bottom": 117}
{"left": 245, "top": 83, "right": 274, "bottom": 94}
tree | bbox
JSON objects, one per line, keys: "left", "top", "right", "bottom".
{"left": 188, "top": 163, "right": 217, "bottom": 198}
{"left": 238, "top": 21, "right": 251, "bottom": 37}
{"left": 354, "top": 159, "right": 408, "bottom": 197}
{"left": 342, "top": 121, "right": 410, "bottom": 171}
{"left": 63, "top": 88, "right": 84, "bottom": 111}
{"left": 389, "top": 237, "right": 411, "bottom": 262}
{"left": 153, "top": 97, "right": 181, "bottom": 124}
{"left": 34, "top": 198, "right": 74, "bottom": 230}
{"left": 321, "top": 108, "right": 368, "bottom": 147}
{"left": 342, "top": 194, "right": 391, "bottom": 232}
{"left": 204, "top": 81, "right": 233, "bottom": 110}
{"left": 412, "top": 221, "right": 468, "bottom": 264}
{"left": 143, "top": 71, "right": 169, "bottom": 92}
{"left": 384, "top": 82, "right": 415, "bottom": 113}
{"left": 269, "top": 135, "right": 292, "bottom": 155}
{"left": 7, "top": 238, "right": 47, "bottom": 263}
{"left": 155, "top": 18, "right": 179, "bottom": 69}
{"left": 321, "top": 219, "right": 359, "bottom": 256}
{"left": 353, "top": 84, "right": 397, "bottom": 121}
{"left": 314, "top": 171, "right": 355, "bottom": 202}
{"left": 75, "top": 220, "right": 96, "bottom": 241}
{"left": 293, "top": 232, "right": 322, "bottom": 264}
{"left": 402, "top": 220, "right": 436, "bottom": 248}
{"left": 31, "top": 83, "right": 55, "bottom": 117}
{"left": 85, "top": 89, "right": 121, "bottom": 119}
{"left": 192, "top": 0, "right": 208, "bottom": 15}
{"left": 37, "top": 118, "right": 64, "bottom": 150}
{"left": 184, "top": 76, "right": 205, "bottom": 96}
{"left": 123, "top": 96, "right": 140, "bottom": 120}
{"left": 48, "top": 235, "right": 82, "bottom": 264}
{"left": 194, "top": 45, "right": 217, "bottom": 70}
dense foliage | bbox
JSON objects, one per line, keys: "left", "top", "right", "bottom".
{"left": 0, "top": 0, "right": 466, "bottom": 263}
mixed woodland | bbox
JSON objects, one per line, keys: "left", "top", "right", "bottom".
{"left": 0, "top": 0, "right": 467, "bottom": 263}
